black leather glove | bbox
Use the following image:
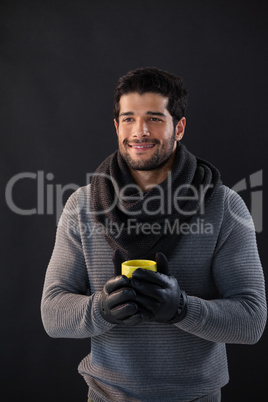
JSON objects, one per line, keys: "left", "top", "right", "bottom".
{"left": 99, "top": 249, "right": 144, "bottom": 326}
{"left": 130, "top": 252, "right": 188, "bottom": 324}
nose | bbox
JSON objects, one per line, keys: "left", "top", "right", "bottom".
{"left": 133, "top": 118, "right": 150, "bottom": 138}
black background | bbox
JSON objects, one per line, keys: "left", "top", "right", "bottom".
{"left": 1, "top": 1, "right": 267, "bottom": 401}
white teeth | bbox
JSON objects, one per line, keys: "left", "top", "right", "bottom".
{"left": 133, "top": 145, "right": 153, "bottom": 148}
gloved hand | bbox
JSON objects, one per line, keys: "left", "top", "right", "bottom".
{"left": 99, "top": 249, "right": 144, "bottom": 326}
{"left": 130, "top": 252, "right": 188, "bottom": 324}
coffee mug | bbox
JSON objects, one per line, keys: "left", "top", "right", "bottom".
{"left": 121, "top": 259, "right": 157, "bottom": 278}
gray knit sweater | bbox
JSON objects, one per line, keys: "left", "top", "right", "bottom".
{"left": 41, "top": 184, "right": 266, "bottom": 402}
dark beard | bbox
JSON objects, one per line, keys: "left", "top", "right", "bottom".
{"left": 120, "top": 134, "right": 176, "bottom": 171}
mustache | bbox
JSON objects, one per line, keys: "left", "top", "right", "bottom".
{"left": 123, "top": 138, "right": 160, "bottom": 146}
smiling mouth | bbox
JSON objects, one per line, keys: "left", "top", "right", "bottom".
{"left": 128, "top": 143, "right": 155, "bottom": 150}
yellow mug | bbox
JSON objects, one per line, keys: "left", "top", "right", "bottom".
{"left": 121, "top": 259, "right": 157, "bottom": 278}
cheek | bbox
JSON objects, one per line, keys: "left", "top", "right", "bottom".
{"left": 118, "top": 126, "right": 128, "bottom": 138}
{"left": 118, "top": 132, "right": 126, "bottom": 143}
{"left": 117, "top": 131, "right": 128, "bottom": 147}
{"left": 160, "top": 127, "right": 173, "bottom": 140}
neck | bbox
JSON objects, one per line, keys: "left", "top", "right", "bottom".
{"left": 129, "top": 149, "right": 176, "bottom": 192}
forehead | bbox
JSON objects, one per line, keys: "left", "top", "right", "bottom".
{"left": 119, "top": 92, "right": 169, "bottom": 114}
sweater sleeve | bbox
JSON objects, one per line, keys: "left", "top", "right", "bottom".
{"left": 41, "top": 189, "right": 115, "bottom": 338}
{"left": 177, "top": 188, "right": 267, "bottom": 344}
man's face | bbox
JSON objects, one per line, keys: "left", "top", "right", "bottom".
{"left": 114, "top": 92, "right": 185, "bottom": 171}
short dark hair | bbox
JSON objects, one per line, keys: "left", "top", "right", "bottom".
{"left": 114, "top": 67, "right": 188, "bottom": 125}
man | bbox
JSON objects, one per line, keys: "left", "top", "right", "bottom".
{"left": 41, "top": 67, "right": 267, "bottom": 402}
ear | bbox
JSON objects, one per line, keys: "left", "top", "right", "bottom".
{"left": 114, "top": 119, "right": 119, "bottom": 136}
{"left": 175, "top": 117, "right": 186, "bottom": 142}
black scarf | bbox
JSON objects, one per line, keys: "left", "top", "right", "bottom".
{"left": 90, "top": 143, "right": 221, "bottom": 261}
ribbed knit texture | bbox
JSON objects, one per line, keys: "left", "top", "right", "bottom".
{"left": 90, "top": 143, "right": 221, "bottom": 261}
{"left": 41, "top": 184, "right": 266, "bottom": 402}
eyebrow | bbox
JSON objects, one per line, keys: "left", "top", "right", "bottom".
{"left": 119, "top": 111, "right": 166, "bottom": 117}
